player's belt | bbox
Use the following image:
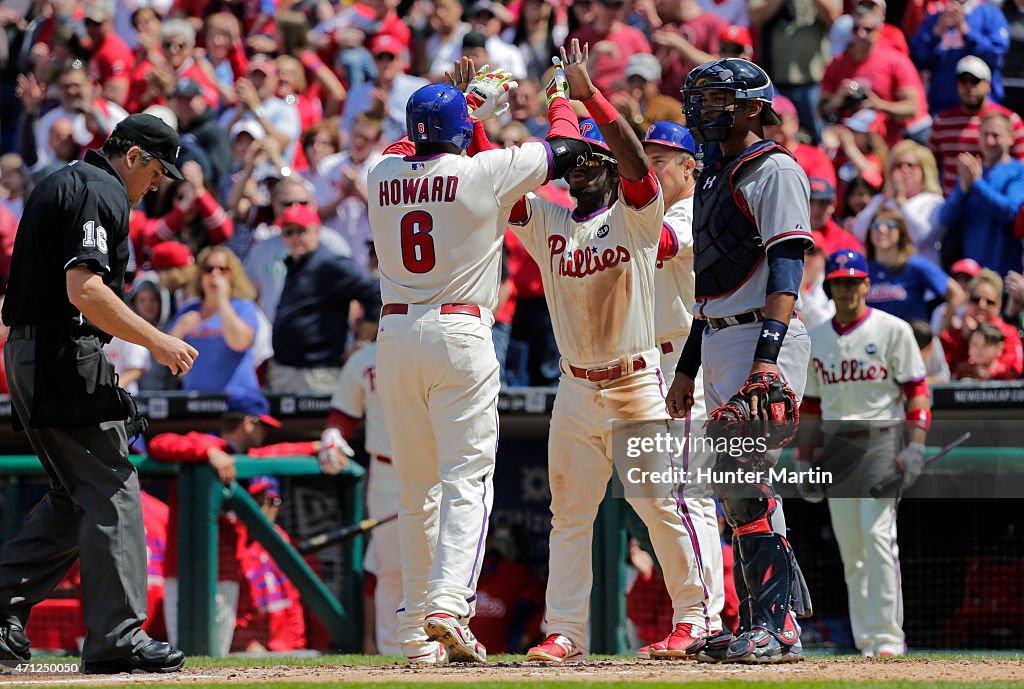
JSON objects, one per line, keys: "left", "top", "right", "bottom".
{"left": 568, "top": 356, "right": 647, "bottom": 383}
{"left": 706, "top": 309, "right": 765, "bottom": 331}
{"left": 380, "top": 303, "right": 482, "bottom": 318}
{"left": 374, "top": 455, "right": 392, "bottom": 464}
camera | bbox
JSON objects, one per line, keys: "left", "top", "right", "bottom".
{"left": 844, "top": 81, "right": 870, "bottom": 109}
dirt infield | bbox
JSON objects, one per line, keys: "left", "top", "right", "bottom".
{"left": 3, "top": 657, "right": 1024, "bottom": 685}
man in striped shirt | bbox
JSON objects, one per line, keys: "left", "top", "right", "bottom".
{"left": 928, "top": 55, "right": 1024, "bottom": 194}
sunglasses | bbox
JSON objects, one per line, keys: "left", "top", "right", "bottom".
{"left": 581, "top": 154, "right": 615, "bottom": 168}
{"left": 162, "top": 40, "right": 188, "bottom": 50}
{"left": 970, "top": 295, "right": 998, "bottom": 306}
{"left": 203, "top": 264, "right": 230, "bottom": 274}
{"left": 282, "top": 226, "right": 309, "bottom": 238}
{"left": 263, "top": 496, "right": 283, "bottom": 507}
{"left": 957, "top": 75, "right": 983, "bottom": 86}
{"left": 280, "top": 199, "right": 309, "bottom": 208}
{"left": 869, "top": 221, "right": 897, "bottom": 231}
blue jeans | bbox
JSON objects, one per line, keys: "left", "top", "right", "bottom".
{"left": 778, "top": 83, "right": 822, "bottom": 144}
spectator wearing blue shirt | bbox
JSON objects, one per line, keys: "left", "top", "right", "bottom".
{"left": 940, "top": 111, "right": 1024, "bottom": 280}
{"left": 866, "top": 208, "right": 966, "bottom": 326}
{"left": 910, "top": 0, "right": 1010, "bottom": 114}
{"left": 269, "top": 204, "right": 382, "bottom": 393}
{"left": 169, "top": 246, "right": 262, "bottom": 395}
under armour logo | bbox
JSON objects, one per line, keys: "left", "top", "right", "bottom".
{"left": 762, "top": 331, "right": 781, "bottom": 341}
{"left": 703, "top": 176, "right": 717, "bottom": 190}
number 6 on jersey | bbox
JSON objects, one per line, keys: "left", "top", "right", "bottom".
{"left": 400, "top": 210, "right": 435, "bottom": 273}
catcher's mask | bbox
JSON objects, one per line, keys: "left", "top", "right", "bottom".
{"left": 681, "top": 58, "right": 781, "bottom": 145}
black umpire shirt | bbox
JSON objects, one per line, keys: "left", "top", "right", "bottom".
{"left": 2, "top": 150, "right": 131, "bottom": 342}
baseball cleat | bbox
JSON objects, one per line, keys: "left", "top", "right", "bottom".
{"left": 423, "top": 613, "right": 487, "bottom": 663}
{"left": 0, "top": 617, "right": 30, "bottom": 663}
{"left": 526, "top": 633, "right": 584, "bottom": 662}
{"left": 647, "top": 622, "right": 708, "bottom": 659}
{"left": 724, "top": 629, "right": 804, "bottom": 664}
{"left": 695, "top": 630, "right": 735, "bottom": 663}
{"left": 406, "top": 641, "right": 448, "bottom": 664}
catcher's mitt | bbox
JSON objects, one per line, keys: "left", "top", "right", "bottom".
{"left": 705, "top": 371, "right": 799, "bottom": 450}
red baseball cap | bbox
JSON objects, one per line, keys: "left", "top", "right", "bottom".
{"left": 951, "top": 258, "right": 981, "bottom": 278}
{"left": 718, "top": 25, "right": 753, "bottom": 49}
{"left": 369, "top": 34, "right": 403, "bottom": 57}
{"left": 772, "top": 95, "right": 798, "bottom": 119}
{"left": 247, "top": 54, "right": 278, "bottom": 77}
{"left": 276, "top": 204, "right": 319, "bottom": 229}
{"left": 150, "top": 241, "right": 193, "bottom": 270}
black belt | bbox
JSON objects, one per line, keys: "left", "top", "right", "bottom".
{"left": 9, "top": 324, "right": 105, "bottom": 341}
{"left": 706, "top": 309, "right": 765, "bottom": 331}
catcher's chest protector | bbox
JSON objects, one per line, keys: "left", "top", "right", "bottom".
{"left": 693, "top": 140, "right": 792, "bottom": 300}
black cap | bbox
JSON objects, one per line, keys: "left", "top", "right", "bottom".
{"left": 111, "top": 113, "right": 184, "bottom": 180}
{"left": 462, "top": 30, "right": 488, "bottom": 50}
{"left": 171, "top": 78, "right": 203, "bottom": 99}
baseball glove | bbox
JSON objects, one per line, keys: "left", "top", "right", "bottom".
{"left": 706, "top": 371, "right": 799, "bottom": 450}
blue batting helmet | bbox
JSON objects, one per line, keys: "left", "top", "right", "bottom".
{"left": 642, "top": 121, "right": 697, "bottom": 155}
{"left": 681, "top": 58, "right": 781, "bottom": 145}
{"left": 824, "top": 250, "right": 869, "bottom": 282}
{"left": 578, "top": 118, "right": 615, "bottom": 160}
{"left": 406, "top": 83, "right": 473, "bottom": 151}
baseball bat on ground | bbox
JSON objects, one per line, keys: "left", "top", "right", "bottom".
{"left": 869, "top": 432, "right": 971, "bottom": 498}
{"left": 297, "top": 513, "right": 398, "bottom": 554}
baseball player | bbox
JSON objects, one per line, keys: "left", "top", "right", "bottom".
{"left": 320, "top": 332, "right": 410, "bottom": 659}
{"left": 799, "top": 249, "right": 929, "bottom": 658}
{"left": 496, "top": 43, "right": 712, "bottom": 663}
{"left": 639, "top": 121, "right": 725, "bottom": 658}
{"left": 367, "top": 59, "right": 591, "bottom": 664}
{"left": 665, "top": 58, "right": 815, "bottom": 664}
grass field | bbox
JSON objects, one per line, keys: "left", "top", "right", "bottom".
{"left": 4, "top": 653, "right": 1024, "bottom": 689}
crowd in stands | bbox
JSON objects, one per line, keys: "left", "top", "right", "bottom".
{"left": 2, "top": 0, "right": 1024, "bottom": 657}
{"left": 0, "top": 0, "right": 1020, "bottom": 389}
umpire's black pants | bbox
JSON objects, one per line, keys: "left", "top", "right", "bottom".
{"left": 0, "top": 328, "right": 148, "bottom": 661}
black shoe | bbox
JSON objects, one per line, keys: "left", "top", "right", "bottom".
{"left": 0, "top": 617, "right": 30, "bottom": 663}
{"left": 81, "top": 639, "right": 185, "bottom": 674}
{"left": 695, "top": 630, "right": 734, "bottom": 664}
{"left": 725, "top": 629, "right": 804, "bottom": 664}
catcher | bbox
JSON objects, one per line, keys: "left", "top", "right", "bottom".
{"left": 665, "top": 58, "right": 814, "bottom": 664}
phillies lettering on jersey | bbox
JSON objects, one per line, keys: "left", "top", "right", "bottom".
{"left": 548, "top": 234, "right": 630, "bottom": 278}
{"left": 805, "top": 308, "right": 926, "bottom": 421}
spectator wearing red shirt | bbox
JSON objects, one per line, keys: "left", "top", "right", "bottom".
{"left": 235, "top": 476, "right": 307, "bottom": 652}
{"left": 366, "top": 0, "right": 412, "bottom": 52}
{"left": 471, "top": 527, "right": 545, "bottom": 653}
{"left": 83, "top": 0, "right": 135, "bottom": 108}
{"left": 831, "top": 0, "right": 911, "bottom": 58}
{"left": 645, "top": 0, "right": 723, "bottom": 101}
{"left": 149, "top": 393, "right": 318, "bottom": 656}
{"left": 568, "top": 0, "right": 652, "bottom": 96}
{"left": 940, "top": 270, "right": 1024, "bottom": 380}
{"left": 810, "top": 178, "right": 865, "bottom": 255}
{"left": 767, "top": 96, "right": 838, "bottom": 186}
{"left": 820, "top": 7, "right": 930, "bottom": 148}
{"left": 929, "top": 56, "right": 1024, "bottom": 194}
{"left": 141, "top": 490, "right": 169, "bottom": 641}
{"left": 127, "top": 18, "right": 220, "bottom": 114}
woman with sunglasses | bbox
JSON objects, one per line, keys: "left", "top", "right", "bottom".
{"left": 850, "top": 140, "right": 945, "bottom": 263}
{"left": 939, "top": 269, "right": 1024, "bottom": 380}
{"left": 864, "top": 208, "right": 965, "bottom": 328}
{"left": 168, "top": 245, "right": 262, "bottom": 395}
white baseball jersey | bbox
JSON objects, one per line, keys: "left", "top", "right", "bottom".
{"left": 695, "top": 153, "right": 813, "bottom": 319}
{"left": 330, "top": 343, "right": 390, "bottom": 458}
{"left": 368, "top": 142, "right": 552, "bottom": 310}
{"left": 509, "top": 185, "right": 665, "bottom": 367}
{"left": 654, "top": 196, "right": 695, "bottom": 342}
{"left": 805, "top": 308, "right": 927, "bottom": 421}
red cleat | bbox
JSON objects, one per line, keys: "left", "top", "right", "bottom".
{"left": 526, "top": 634, "right": 584, "bottom": 662}
{"left": 647, "top": 623, "right": 708, "bottom": 659}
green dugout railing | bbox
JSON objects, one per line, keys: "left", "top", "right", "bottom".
{"left": 4, "top": 447, "right": 1024, "bottom": 656}
{"left": 0, "top": 455, "right": 364, "bottom": 656}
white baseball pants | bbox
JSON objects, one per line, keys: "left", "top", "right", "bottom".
{"left": 364, "top": 456, "right": 403, "bottom": 655}
{"left": 543, "top": 352, "right": 711, "bottom": 653}
{"left": 376, "top": 305, "right": 498, "bottom": 657}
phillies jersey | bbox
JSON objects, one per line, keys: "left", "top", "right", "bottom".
{"left": 330, "top": 343, "right": 390, "bottom": 459}
{"left": 368, "top": 142, "right": 552, "bottom": 311}
{"left": 510, "top": 186, "right": 665, "bottom": 367}
{"left": 654, "top": 196, "right": 695, "bottom": 342}
{"left": 805, "top": 308, "right": 926, "bottom": 421}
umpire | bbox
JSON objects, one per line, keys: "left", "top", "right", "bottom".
{"left": 0, "top": 114, "right": 197, "bottom": 673}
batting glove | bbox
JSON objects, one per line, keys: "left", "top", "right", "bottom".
{"left": 319, "top": 427, "right": 354, "bottom": 475}
{"left": 545, "top": 57, "right": 569, "bottom": 107}
{"left": 465, "top": 65, "right": 518, "bottom": 121}
{"left": 895, "top": 442, "right": 926, "bottom": 490}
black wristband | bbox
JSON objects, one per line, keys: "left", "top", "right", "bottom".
{"left": 675, "top": 319, "right": 706, "bottom": 379}
{"left": 753, "top": 318, "right": 788, "bottom": 364}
